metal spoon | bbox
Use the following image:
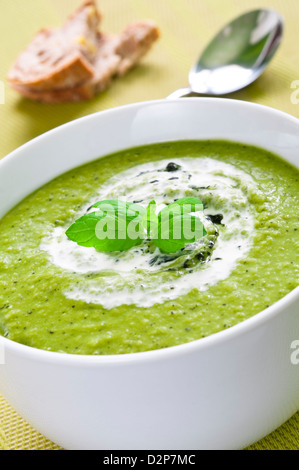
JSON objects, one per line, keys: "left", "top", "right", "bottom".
{"left": 168, "top": 9, "right": 283, "bottom": 99}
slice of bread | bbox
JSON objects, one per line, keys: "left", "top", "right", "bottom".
{"left": 7, "top": 2, "right": 160, "bottom": 103}
{"left": 7, "top": 0, "right": 100, "bottom": 91}
{"left": 115, "top": 21, "right": 160, "bottom": 76}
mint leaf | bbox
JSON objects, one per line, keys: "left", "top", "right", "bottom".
{"left": 154, "top": 213, "right": 207, "bottom": 254}
{"left": 153, "top": 197, "right": 206, "bottom": 253}
{"left": 66, "top": 198, "right": 207, "bottom": 255}
{"left": 66, "top": 200, "right": 145, "bottom": 252}
{"left": 92, "top": 200, "right": 145, "bottom": 218}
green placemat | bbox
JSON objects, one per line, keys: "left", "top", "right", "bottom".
{"left": 0, "top": 0, "right": 298, "bottom": 450}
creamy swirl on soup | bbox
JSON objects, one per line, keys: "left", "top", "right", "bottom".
{"left": 41, "top": 157, "right": 256, "bottom": 308}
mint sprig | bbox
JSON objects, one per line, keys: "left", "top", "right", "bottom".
{"left": 66, "top": 198, "right": 206, "bottom": 254}
{"left": 66, "top": 200, "right": 145, "bottom": 252}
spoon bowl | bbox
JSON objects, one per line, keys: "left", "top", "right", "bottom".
{"left": 168, "top": 9, "right": 283, "bottom": 98}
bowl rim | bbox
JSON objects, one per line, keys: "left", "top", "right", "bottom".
{"left": 0, "top": 97, "right": 299, "bottom": 366}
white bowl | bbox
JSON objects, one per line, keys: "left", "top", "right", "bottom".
{"left": 0, "top": 98, "right": 298, "bottom": 450}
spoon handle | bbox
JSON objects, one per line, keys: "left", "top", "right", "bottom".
{"left": 166, "top": 88, "right": 198, "bottom": 99}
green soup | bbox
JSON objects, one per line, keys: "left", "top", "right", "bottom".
{"left": 0, "top": 140, "right": 298, "bottom": 355}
